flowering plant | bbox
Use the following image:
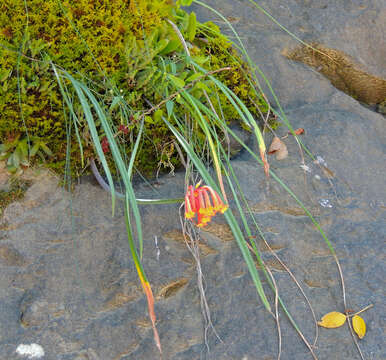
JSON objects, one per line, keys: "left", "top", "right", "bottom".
{"left": 185, "top": 184, "right": 228, "bottom": 227}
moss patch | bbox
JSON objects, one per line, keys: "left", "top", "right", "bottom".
{"left": 0, "top": 178, "right": 31, "bottom": 216}
{"left": 0, "top": 0, "right": 267, "bottom": 177}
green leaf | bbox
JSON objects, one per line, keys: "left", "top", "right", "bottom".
{"left": 0, "top": 143, "right": 11, "bottom": 153}
{"left": 145, "top": 116, "right": 154, "bottom": 125}
{"left": 187, "top": 12, "right": 197, "bottom": 41}
{"left": 30, "top": 142, "right": 40, "bottom": 157}
{"left": 159, "top": 39, "right": 181, "bottom": 55}
{"left": 40, "top": 143, "right": 53, "bottom": 157}
{"left": 195, "top": 81, "right": 212, "bottom": 93}
{"left": 18, "top": 140, "right": 28, "bottom": 158}
{"left": 0, "top": 68, "right": 12, "bottom": 82}
{"left": 170, "top": 62, "right": 177, "bottom": 75}
{"left": 186, "top": 72, "right": 203, "bottom": 82}
{"left": 166, "top": 100, "right": 174, "bottom": 118}
{"left": 39, "top": 80, "right": 52, "bottom": 93}
{"left": 168, "top": 74, "right": 185, "bottom": 88}
{"left": 153, "top": 109, "right": 163, "bottom": 122}
{"left": 6, "top": 165, "right": 18, "bottom": 174}
{"left": 175, "top": 93, "right": 183, "bottom": 104}
{"left": 27, "top": 80, "right": 39, "bottom": 89}
{"left": 8, "top": 152, "right": 20, "bottom": 168}
{"left": 109, "top": 96, "right": 122, "bottom": 111}
{"left": 155, "top": 38, "right": 169, "bottom": 54}
{"left": 181, "top": 0, "right": 193, "bottom": 6}
{"left": 179, "top": 71, "right": 188, "bottom": 80}
{"left": 191, "top": 55, "right": 210, "bottom": 65}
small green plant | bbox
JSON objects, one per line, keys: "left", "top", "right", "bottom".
{"left": 0, "top": 0, "right": 267, "bottom": 176}
{"left": 0, "top": 134, "right": 53, "bottom": 174}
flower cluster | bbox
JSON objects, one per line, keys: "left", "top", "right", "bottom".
{"left": 185, "top": 185, "right": 228, "bottom": 227}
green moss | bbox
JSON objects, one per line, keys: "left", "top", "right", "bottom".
{"left": 0, "top": 178, "right": 31, "bottom": 216}
{"left": 0, "top": 0, "right": 267, "bottom": 177}
{"left": 0, "top": 0, "right": 176, "bottom": 173}
{"left": 194, "top": 21, "right": 268, "bottom": 119}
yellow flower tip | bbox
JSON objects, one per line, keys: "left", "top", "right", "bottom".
{"left": 219, "top": 204, "right": 229, "bottom": 214}
{"left": 199, "top": 206, "right": 215, "bottom": 217}
{"left": 198, "top": 216, "right": 212, "bottom": 227}
{"left": 207, "top": 207, "right": 216, "bottom": 216}
{"left": 185, "top": 211, "right": 195, "bottom": 219}
{"left": 195, "top": 180, "right": 203, "bottom": 189}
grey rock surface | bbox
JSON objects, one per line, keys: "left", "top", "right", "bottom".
{"left": 1, "top": 1, "right": 385, "bottom": 360}
{"left": 192, "top": 0, "right": 386, "bottom": 109}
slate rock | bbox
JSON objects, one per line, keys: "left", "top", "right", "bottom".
{"left": 1, "top": 1, "right": 385, "bottom": 360}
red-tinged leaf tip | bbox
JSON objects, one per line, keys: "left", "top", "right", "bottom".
{"left": 288, "top": 128, "right": 305, "bottom": 136}
{"left": 143, "top": 282, "right": 162, "bottom": 354}
{"left": 260, "top": 148, "right": 270, "bottom": 177}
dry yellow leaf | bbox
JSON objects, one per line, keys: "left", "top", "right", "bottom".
{"left": 352, "top": 315, "right": 366, "bottom": 339}
{"left": 318, "top": 311, "right": 347, "bottom": 328}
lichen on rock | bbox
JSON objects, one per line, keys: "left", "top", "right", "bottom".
{"left": 283, "top": 43, "right": 386, "bottom": 106}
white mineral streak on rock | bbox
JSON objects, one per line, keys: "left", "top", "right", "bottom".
{"left": 300, "top": 164, "right": 311, "bottom": 173}
{"left": 16, "top": 343, "right": 45, "bottom": 359}
{"left": 315, "top": 155, "right": 327, "bottom": 167}
{"left": 319, "top": 199, "right": 333, "bottom": 208}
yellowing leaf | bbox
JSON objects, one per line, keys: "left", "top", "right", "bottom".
{"left": 352, "top": 315, "right": 366, "bottom": 339}
{"left": 318, "top": 311, "right": 347, "bottom": 328}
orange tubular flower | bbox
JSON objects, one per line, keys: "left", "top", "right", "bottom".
{"left": 202, "top": 186, "right": 228, "bottom": 214}
{"left": 184, "top": 184, "right": 228, "bottom": 227}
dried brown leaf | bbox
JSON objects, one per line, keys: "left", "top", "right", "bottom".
{"left": 268, "top": 136, "right": 282, "bottom": 153}
{"left": 294, "top": 128, "right": 305, "bottom": 135}
{"left": 268, "top": 136, "right": 288, "bottom": 160}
